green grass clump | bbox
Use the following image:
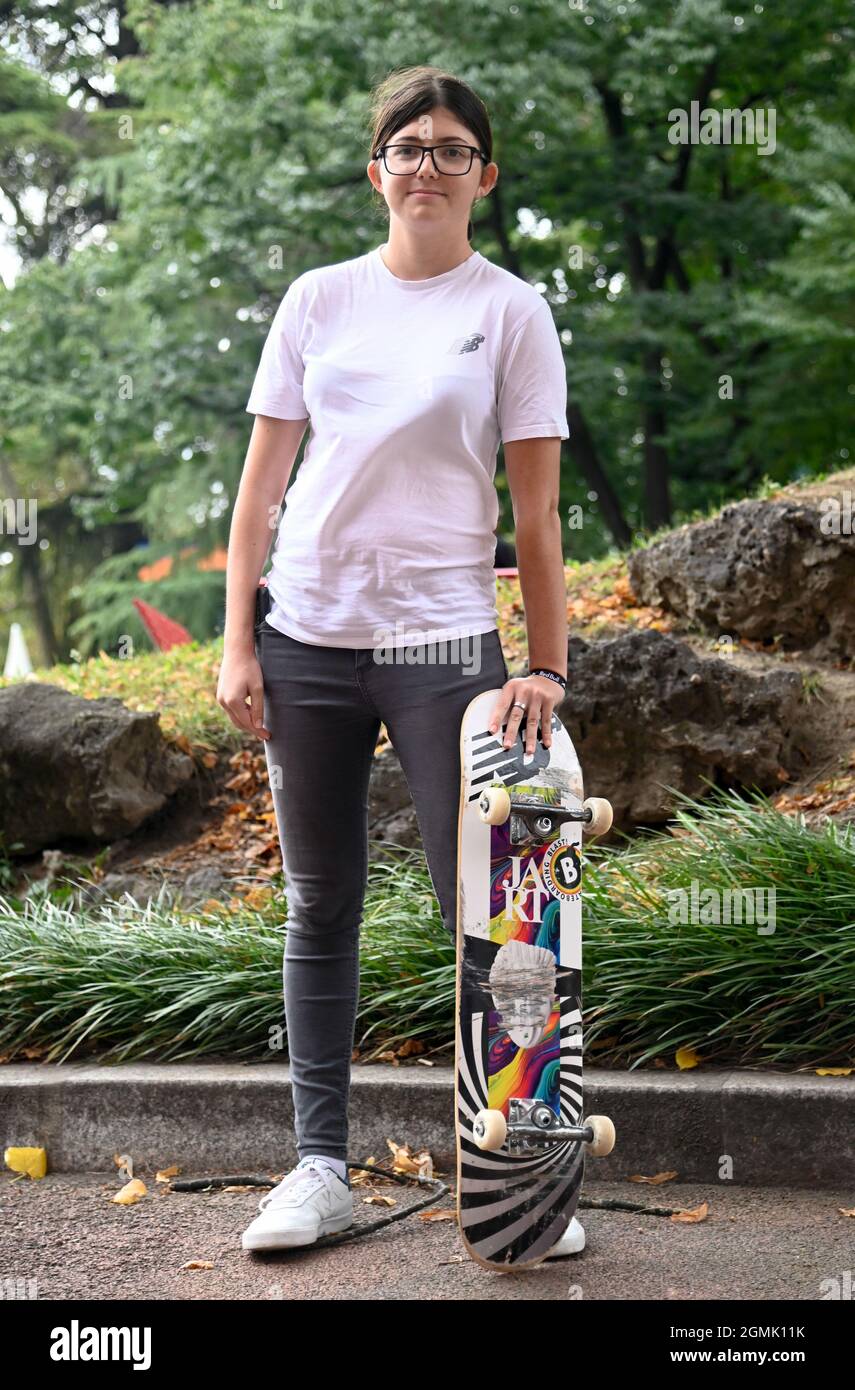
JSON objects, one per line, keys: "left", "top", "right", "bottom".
{"left": 582, "top": 784, "right": 855, "bottom": 1069}
{"left": 0, "top": 792, "right": 852, "bottom": 1070}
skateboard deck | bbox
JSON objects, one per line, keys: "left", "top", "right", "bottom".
{"left": 454, "top": 688, "right": 598, "bottom": 1271}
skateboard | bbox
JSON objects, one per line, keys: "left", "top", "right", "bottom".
{"left": 454, "top": 688, "right": 615, "bottom": 1272}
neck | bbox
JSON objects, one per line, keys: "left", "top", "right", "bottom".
{"left": 379, "top": 233, "right": 474, "bottom": 282}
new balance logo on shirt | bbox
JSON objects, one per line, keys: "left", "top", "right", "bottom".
{"left": 448, "top": 332, "right": 486, "bottom": 355}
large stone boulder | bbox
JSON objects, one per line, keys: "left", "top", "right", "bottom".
{"left": 368, "top": 745, "right": 422, "bottom": 851}
{"left": 557, "top": 630, "right": 812, "bottom": 826}
{"left": 627, "top": 491, "right": 855, "bottom": 661}
{"left": 363, "top": 629, "right": 812, "bottom": 840}
{"left": 0, "top": 682, "right": 194, "bottom": 854}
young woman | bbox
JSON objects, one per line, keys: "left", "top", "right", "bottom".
{"left": 217, "top": 65, "right": 581, "bottom": 1259}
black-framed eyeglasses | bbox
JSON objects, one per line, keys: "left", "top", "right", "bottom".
{"left": 373, "top": 143, "right": 488, "bottom": 176}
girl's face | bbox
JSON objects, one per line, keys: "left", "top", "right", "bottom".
{"left": 368, "top": 105, "right": 497, "bottom": 238}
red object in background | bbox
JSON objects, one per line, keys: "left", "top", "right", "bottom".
{"left": 132, "top": 598, "right": 193, "bottom": 652}
{"left": 494, "top": 567, "right": 519, "bottom": 577}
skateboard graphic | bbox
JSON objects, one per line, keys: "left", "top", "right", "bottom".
{"left": 454, "top": 688, "right": 616, "bottom": 1271}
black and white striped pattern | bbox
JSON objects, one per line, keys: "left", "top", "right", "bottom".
{"left": 456, "top": 996, "right": 585, "bottom": 1267}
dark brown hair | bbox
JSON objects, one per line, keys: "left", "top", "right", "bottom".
{"left": 368, "top": 65, "right": 493, "bottom": 242}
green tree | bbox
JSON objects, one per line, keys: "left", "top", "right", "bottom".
{"left": 0, "top": 0, "right": 851, "bottom": 659}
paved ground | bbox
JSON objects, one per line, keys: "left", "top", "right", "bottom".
{"left": 2, "top": 1170, "right": 852, "bottom": 1301}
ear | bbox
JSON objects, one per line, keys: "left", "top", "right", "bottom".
{"left": 479, "top": 163, "right": 499, "bottom": 196}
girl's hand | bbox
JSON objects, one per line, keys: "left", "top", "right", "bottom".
{"left": 487, "top": 675, "right": 563, "bottom": 755}
{"left": 216, "top": 648, "right": 270, "bottom": 740}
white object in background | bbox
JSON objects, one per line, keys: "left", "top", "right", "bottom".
{"left": 3, "top": 622, "right": 33, "bottom": 678}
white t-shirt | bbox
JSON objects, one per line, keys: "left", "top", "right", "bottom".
{"left": 245, "top": 243, "right": 569, "bottom": 648}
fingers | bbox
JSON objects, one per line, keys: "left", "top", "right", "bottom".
{"left": 540, "top": 710, "right": 553, "bottom": 749}
{"left": 512, "top": 701, "right": 543, "bottom": 755}
{"left": 247, "top": 680, "right": 270, "bottom": 740}
{"left": 488, "top": 681, "right": 558, "bottom": 753}
{"left": 487, "top": 709, "right": 503, "bottom": 734}
{"left": 216, "top": 683, "right": 270, "bottom": 740}
{"left": 487, "top": 682, "right": 530, "bottom": 742}
{"left": 233, "top": 700, "right": 270, "bottom": 739}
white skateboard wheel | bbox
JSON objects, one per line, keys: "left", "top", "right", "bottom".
{"left": 583, "top": 796, "right": 613, "bottom": 836}
{"left": 473, "top": 1108, "right": 508, "bottom": 1151}
{"left": 478, "top": 786, "right": 511, "bottom": 825}
{"left": 584, "top": 1114, "right": 616, "bottom": 1157}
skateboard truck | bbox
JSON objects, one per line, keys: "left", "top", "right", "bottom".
{"left": 478, "top": 787, "right": 613, "bottom": 839}
{"left": 472, "top": 1099, "right": 616, "bottom": 1158}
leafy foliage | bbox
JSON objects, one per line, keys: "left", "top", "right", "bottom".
{"left": 0, "top": 0, "right": 852, "bottom": 659}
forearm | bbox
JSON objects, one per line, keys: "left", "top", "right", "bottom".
{"left": 513, "top": 511, "right": 568, "bottom": 679}
{"left": 223, "top": 415, "right": 306, "bottom": 656}
{"left": 223, "top": 482, "right": 277, "bottom": 655}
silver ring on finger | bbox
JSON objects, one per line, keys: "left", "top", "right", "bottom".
{"left": 512, "top": 701, "right": 527, "bottom": 712}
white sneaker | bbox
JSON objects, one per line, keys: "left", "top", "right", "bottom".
{"left": 544, "top": 1215, "right": 586, "bottom": 1258}
{"left": 241, "top": 1161, "right": 354, "bottom": 1252}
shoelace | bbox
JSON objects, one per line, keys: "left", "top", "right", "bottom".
{"left": 259, "top": 1167, "right": 327, "bottom": 1211}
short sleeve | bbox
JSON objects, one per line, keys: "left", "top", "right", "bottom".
{"left": 497, "top": 299, "right": 569, "bottom": 443}
{"left": 245, "top": 279, "right": 308, "bottom": 419}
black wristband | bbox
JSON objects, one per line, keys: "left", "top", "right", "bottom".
{"left": 529, "top": 667, "right": 566, "bottom": 690}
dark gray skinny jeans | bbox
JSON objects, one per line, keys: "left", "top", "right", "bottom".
{"left": 255, "top": 621, "right": 509, "bottom": 1163}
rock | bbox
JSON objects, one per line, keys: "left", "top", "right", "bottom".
{"left": 25, "top": 863, "right": 233, "bottom": 913}
{"left": 0, "top": 682, "right": 194, "bottom": 855}
{"left": 627, "top": 492, "right": 855, "bottom": 660}
{"left": 558, "top": 630, "right": 812, "bottom": 825}
{"left": 70, "top": 872, "right": 170, "bottom": 910}
{"left": 361, "top": 629, "right": 814, "bottom": 841}
{"left": 178, "top": 867, "right": 233, "bottom": 904}
{"left": 367, "top": 746, "right": 420, "bottom": 849}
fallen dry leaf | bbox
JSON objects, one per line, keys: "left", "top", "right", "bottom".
{"left": 675, "top": 1047, "right": 701, "bottom": 1070}
{"left": 365, "top": 1195, "right": 396, "bottom": 1207}
{"left": 4, "top": 1146, "right": 47, "bottom": 1179}
{"left": 181, "top": 1260, "right": 214, "bottom": 1271}
{"left": 156, "top": 1165, "right": 180, "bottom": 1183}
{"left": 112, "top": 1178, "right": 147, "bottom": 1205}
{"left": 670, "top": 1202, "right": 709, "bottom": 1224}
{"left": 386, "top": 1139, "right": 434, "bottom": 1179}
{"left": 418, "top": 1210, "right": 458, "bottom": 1223}
{"left": 628, "top": 1171, "right": 679, "bottom": 1185}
